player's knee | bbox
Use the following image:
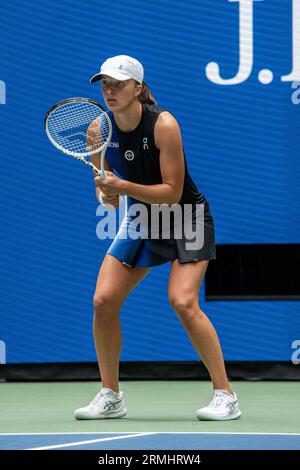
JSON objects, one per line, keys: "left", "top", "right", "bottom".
{"left": 169, "top": 295, "right": 197, "bottom": 321}
{"left": 93, "top": 292, "right": 116, "bottom": 315}
{"left": 169, "top": 294, "right": 194, "bottom": 312}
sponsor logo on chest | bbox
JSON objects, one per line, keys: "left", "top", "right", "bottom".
{"left": 125, "top": 150, "right": 135, "bottom": 161}
{"left": 124, "top": 137, "right": 150, "bottom": 161}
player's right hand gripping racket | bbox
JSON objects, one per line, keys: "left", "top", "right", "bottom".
{"left": 45, "top": 97, "right": 112, "bottom": 179}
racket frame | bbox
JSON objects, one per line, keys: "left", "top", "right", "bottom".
{"left": 45, "top": 97, "right": 112, "bottom": 179}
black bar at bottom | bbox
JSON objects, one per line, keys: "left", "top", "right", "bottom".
{"left": 0, "top": 450, "right": 299, "bottom": 467}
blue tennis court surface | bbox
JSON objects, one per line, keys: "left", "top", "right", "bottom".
{"left": 1, "top": 433, "right": 300, "bottom": 450}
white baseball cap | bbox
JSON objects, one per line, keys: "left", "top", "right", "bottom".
{"left": 90, "top": 55, "right": 144, "bottom": 84}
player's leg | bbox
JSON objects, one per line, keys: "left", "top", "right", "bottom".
{"left": 93, "top": 254, "right": 149, "bottom": 393}
{"left": 74, "top": 254, "right": 149, "bottom": 420}
{"left": 168, "top": 259, "right": 231, "bottom": 391}
{"left": 168, "top": 259, "right": 241, "bottom": 420}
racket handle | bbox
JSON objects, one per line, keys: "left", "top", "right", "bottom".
{"left": 98, "top": 169, "right": 107, "bottom": 179}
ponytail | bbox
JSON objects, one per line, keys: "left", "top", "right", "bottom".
{"left": 138, "top": 80, "right": 157, "bottom": 106}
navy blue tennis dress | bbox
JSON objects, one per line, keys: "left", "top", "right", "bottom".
{"left": 103, "top": 103, "right": 216, "bottom": 268}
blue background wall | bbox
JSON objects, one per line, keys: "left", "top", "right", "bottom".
{"left": 0, "top": 0, "right": 299, "bottom": 363}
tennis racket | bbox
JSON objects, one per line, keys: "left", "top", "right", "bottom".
{"left": 45, "top": 97, "right": 112, "bottom": 179}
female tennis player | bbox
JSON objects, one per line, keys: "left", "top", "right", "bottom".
{"left": 74, "top": 55, "right": 241, "bottom": 421}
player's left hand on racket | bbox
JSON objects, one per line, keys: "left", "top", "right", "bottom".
{"left": 45, "top": 97, "right": 112, "bottom": 179}
{"left": 99, "top": 192, "right": 123, "bottom": 209}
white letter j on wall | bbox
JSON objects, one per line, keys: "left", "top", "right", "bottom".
{"left": 206, "top": 0, "right": 263, "bottom": 85}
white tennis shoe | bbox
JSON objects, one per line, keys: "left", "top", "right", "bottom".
{"left": 74, "top": 388, "right": 127, "bottom": 420}
{"left": 196, "top": 390, "right": 242, "bottom": 421}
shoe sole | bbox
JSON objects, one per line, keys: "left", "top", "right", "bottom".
{"left": 197, "top": 411, "right": 242, "bottom": 421}
{"left": 74, "top": 409, "right": 127, "bottom": 420}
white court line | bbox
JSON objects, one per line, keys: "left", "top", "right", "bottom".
{"left": 25, "top": 432, "right": 157, "bottom": 451}
{"left": 1, "top": 432, "right": 300, "bottom": 436}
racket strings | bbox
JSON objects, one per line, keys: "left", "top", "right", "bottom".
{"left": 49, "top": 103, "right": 99, "bottom": 131}
{"left": 47, "top": 102, "right": 111, "bottom": 156}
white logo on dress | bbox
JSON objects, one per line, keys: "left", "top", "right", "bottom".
{"left": 125, "top": 150, "right": 134, "bottom": 161}
{"left": 143, "top": 137, "right": 149, "bottom": 150}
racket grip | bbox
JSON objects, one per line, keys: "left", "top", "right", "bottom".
{"left": 98, "top": 169, "right": 107, "bottom": 179}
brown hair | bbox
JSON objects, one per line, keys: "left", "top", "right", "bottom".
{"left": 137, "top": 80, "right": 157, "bottom": 106}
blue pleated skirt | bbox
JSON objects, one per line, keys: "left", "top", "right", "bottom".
{"left": 107, "top": 201, "right": 216, "bottom": 268}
